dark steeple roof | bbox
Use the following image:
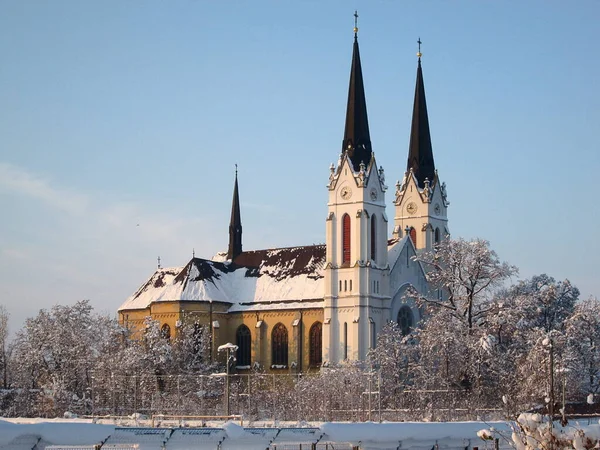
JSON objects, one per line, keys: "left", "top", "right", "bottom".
{"left": 407, "top": 57, "right": 436, "bottom": 188}
{"left": 227, "top": 168, "right": 242, "bottom": 261}
{"left": 342, "top": 34, "right": 372, "bottom": 172}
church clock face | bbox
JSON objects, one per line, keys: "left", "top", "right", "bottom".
{"left": 406, "top": 202, "right": 418, "bottom": 215}
{"left": 370, "top": 188, "right": 378, "bottom": 201}
{"left": 340, "top": 186, "right": 352, "bottom": 200}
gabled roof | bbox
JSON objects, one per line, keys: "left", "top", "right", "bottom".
{"left": 118, "top": 245, "right": 327, "bottom": 312}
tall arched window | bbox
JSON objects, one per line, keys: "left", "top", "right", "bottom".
{"left": 236, "top": 325, "right": 251, "bottom": 366}
{"left": 370, "top": 214, "right": 377, "bottom": 261}
{"left": 435, "top": 227, "right": 441, "bottom": 243}
{"left": 160, "top": 323, "right": 171, "bottom": 340}
{"left": 271, "top": 323, "right": 288, "bottom": 366}
{"left": 309, "top": 322, "right": 322, "bottom": 367}
{"left": 409, "top": 227, "right": 417, "bottom": 247}
{"left": 342, "top": 214, "right": 351, "bottom": 265}
{"left": 343, "top": 322, "right": 348, "bottom": 360}
{"left": 397, "top": 306, "right": 414, "bottom": 336}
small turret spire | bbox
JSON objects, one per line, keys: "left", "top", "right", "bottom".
{"left": 342, "top": 11, "right": 372, "bottom": 172}
{"left": 227, "top": 165, "right": 242, "bottom": 261}
{"left": 406, "top": 38, "right": 436, "bottom": 188}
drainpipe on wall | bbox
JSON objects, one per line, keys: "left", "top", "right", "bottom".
{"left": 298, "top": 311, "right": 303, "bottom": 373}
{"left": 209, "top": 301, "right": 213, "bottom": 363}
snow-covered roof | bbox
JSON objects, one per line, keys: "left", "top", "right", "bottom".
{"left": 119, "top": 240, "right": 407, "bottom": 313}
{"left": 118, "top": 245, "right": 327, "bottom": 312}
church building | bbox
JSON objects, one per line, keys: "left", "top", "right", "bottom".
{"left": 118, "top": 26, "right": 449, "bottom": 372}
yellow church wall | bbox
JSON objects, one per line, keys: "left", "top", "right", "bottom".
{"left": 219, "top": 308, "right": 324, "bottom": 372}
{"left": 119, "top": 301, "right": 324, "bottom": 373}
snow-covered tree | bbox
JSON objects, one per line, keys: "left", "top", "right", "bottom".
{"left": 404, "top": 239, "right": 518, "bottom": 406}
{"left": 0, "top": 305, "right": 8, "bottom": 389}
{"left": 564, "top": 297, "right": 600, "bottom": 398}
{"left": 9, "top": 300, "right": 118, "bottom": 416}
{"left": 414, "top": 238, "right": 518, "bottom": 330}
{"left": 505, "top": 274, "right": 578, "bottom": 333}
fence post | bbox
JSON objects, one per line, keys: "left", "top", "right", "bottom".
{"left": 272, "top": 374, "right": 276, "bottom": 422}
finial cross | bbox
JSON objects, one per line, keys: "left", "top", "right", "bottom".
{"left": 353, "top": 10, "right": 359, "bottom": 36}
{"left": 417, "top": 37, "right": 423, "bottom": 60}
{"left": 157, "top": 256, "right": 161, "bottom": 269}
{"left": 235, "top": 163, "right": 238, "bottom": 177}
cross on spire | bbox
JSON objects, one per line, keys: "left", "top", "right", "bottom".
{"left": 353, "top": 10, "right": 359, "bottom": 37}
{"left": 417, "top": 37, "right": 422, "bottom": 60}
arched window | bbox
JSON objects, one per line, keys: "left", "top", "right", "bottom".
{"left": 435, "top": 227, "right": 441, "bottom": 243}
{"left": 343, "top": 322, "right": 348, "bottom": 360}
{"left": 371, "top": 214, "right": 377, "bottom": 261}
{"left": 160, "top": 323, "right": 171, "bottom": 340}
{"left": 309, "top": 322, "right": 322, "bottom": 367}
{"left": 397, "top": 306, "right": 414, "bottom": 336}
{"left": 236, "top": 325, "right": 251, "bottom": 366}
{"left": 271, "top": 323, "right": 288, "bottom": 366}
{"left": 409, "top": 227, "right": 417, "bottom": 247}
{"left": 342, "top": 214, "right": 351, "bottom": 265}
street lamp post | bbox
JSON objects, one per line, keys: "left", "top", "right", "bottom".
{"left": 218, "top": 343, "right": 238, "bottom": 417}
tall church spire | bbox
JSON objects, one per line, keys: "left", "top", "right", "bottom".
{"left": 227, "top": 165, "right": 242, "bottom": 261}
{"left": 342, "top": 11, "right": 372, "bottom": 172}
{"left": 407, "top": 39, "right": 436, "bottom": 188}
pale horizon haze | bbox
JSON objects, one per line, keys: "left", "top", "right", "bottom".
{"left": 1, "top": 1, "right": 599, "bottom": 335}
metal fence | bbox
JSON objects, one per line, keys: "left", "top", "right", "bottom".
{"left": 66, "top": 372, "right": 506, "bottom": 423}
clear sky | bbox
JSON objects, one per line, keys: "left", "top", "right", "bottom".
{"left": 1, "top": 1, "right": 599, "bottom": 334}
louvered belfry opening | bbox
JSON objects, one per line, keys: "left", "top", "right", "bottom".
{"left": 370, "top": 214, "right": 377, "bottom": 261}
{"left": 409, "top": 227, "right": 417, "bottom": 247}
{"left": 342, "top": 214, "right": 351, "bottom": 266}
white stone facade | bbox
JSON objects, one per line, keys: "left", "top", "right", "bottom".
{"left": 323, "top": 151, "right": 443, "bottom": 364}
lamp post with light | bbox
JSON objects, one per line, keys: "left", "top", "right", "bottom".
{"left": 218, "top": 343, "right": 238, "bottom": 416}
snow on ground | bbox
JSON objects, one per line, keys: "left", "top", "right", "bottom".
{"left": 0, "top": 418, "right": 518, "bottom": 449}
{"left": 4, "top": 417, "right": 600, "bottom": 449}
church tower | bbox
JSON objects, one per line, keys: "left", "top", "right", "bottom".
{"left": 227, "top": 168, "right": 242, "bottom": 261}
{"left": 394, "top": 42, "right": 449, "bottom": 251}
{"left": 323, "top": 14, "right": 390, "bottom": 364}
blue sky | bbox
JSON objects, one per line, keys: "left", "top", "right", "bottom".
{"left": 1, "top": 1, "right": 599, "bottom": 333}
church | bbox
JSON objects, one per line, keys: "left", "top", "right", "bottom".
{"left": 118, "top": 25, "right": 450, "bottom": 372}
